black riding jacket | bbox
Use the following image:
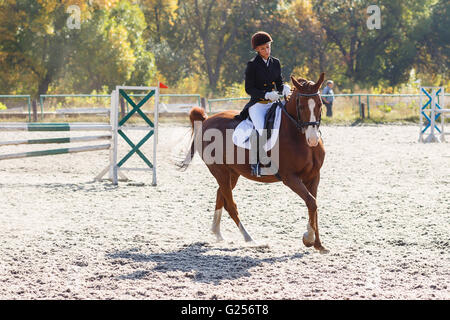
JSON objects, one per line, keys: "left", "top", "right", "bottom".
{"left": 237, "top": 54, "right": 284, "bottom": 120}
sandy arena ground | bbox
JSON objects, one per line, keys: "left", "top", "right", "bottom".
{"left": 0, "top": 123, "right": 449, "bottom": 300}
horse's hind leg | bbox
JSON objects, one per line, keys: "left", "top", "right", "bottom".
{"left": 212, "top": 189, "right": 225, "bottom": 241}
{"left": 212, "top": 173, "right": 242, "bottom": 242}
{"left": 210, "top": 167, "right": 254, "bottom": 242}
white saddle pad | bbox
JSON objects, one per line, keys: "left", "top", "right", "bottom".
{"left": 232, "top": 106, "right": 281, "bottom": 151}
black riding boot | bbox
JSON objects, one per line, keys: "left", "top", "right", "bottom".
{"left": 251, "top": 162, "right": 261, "bottom": 177}
{"left": 250, "top": 130, "right": 267, "bottom": 177}
{"left": 250, "top": 129, "right": 261, "bottom": 177}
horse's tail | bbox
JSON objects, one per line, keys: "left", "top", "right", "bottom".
{"left": 176, "top": 107, "right": 207, "bottom": 170}
{"left": 189, "top": 106, "right": 207, "bottom": 128}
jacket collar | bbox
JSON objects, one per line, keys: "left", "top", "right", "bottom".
{"left": 255, "top": 54, "right": 272, "bottom": 67}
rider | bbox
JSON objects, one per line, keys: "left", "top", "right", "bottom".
{"left": 236, "top": 31, "right": 290, "bottom": 176}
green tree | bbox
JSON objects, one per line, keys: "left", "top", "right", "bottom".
{"left": 414, "top": 0, "right": 449, "bottom": 84}
{"left": 138, "top": 0, "right": 178, "bottom": 44}
{"left": 0, "top": 0, "right": 155, "bottom": 96}
{"left": 0, "top": 0, "right": 80, "bottom": 96}
{"left": 219, "top": 1, "right": 290, "bottom": 89}
{"left": 63, "top": 0, "right": 155, "bottom": 92}
{"left": 313, "top": 0, "right": 437, "bottom": 88}
{"left": 171, "top": 0, "right": 271, "bottom": 94}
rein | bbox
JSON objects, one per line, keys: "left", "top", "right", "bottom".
{"left": 281, "top": 91, "right": 322, "bottom": 133}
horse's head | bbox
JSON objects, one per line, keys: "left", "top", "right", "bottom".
{"left": 289, "top": 73, "right": 325, "bottom": 147}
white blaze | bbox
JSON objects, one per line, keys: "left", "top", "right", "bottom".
{"left": 305, "top": 99, "right": 320, "bottom": 146}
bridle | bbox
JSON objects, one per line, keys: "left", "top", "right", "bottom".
{"left": 281, "top": 91, "right": 322, "bottom": 134}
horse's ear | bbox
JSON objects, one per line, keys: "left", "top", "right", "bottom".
{"left": 291, "top": 75, "right": 302, "bottom": 90}
{"left": 314, "top": 73, "right": 325, "bottom": 91}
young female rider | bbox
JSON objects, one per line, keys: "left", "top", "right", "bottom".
{"left": 236, "top": 31, "right": 290, "bottom": 175}
{"left": 236, "top": 31, "right": 290, "bottom": 123}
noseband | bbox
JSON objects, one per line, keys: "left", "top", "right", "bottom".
{"left": 281, "top": 91, "right": 322, "bottom": 133}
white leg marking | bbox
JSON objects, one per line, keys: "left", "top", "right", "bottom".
{"left": 303, "top": 222, "right": 315, "bottom": 244}
{"left": 211, "top": 209, "right": 224, "bottom": 241}
{"left": 238, "top": 222, "right": 254, "bottom": 242}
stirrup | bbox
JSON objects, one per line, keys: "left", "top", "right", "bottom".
{"left": 251, "top": 163, "right": 261, "bottom": 177}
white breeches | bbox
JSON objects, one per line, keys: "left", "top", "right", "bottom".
{"left": 249, "top": 101, "right": 285, "bottom": 136}
{"left": 249, "top": 103, "right": 272, "bottom": 136}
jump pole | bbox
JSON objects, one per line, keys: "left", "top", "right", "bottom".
{"left": 0, "top": 135, "right": 111, "bottom": 146}
{"left": 0, "top": 121, "right": 112, "bottom": 161}
{"left": 0, "top": 123, "right": 111, "bottom": 131}
{"left": 0, "top": 144, "right": 110, "bottom": 161}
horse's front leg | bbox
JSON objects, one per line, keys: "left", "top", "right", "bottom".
{"left": 283, "top": 174, "right": 329, "bottom": 254}
{"left": 304, "top": 174, "right": 328, "bottom": 253}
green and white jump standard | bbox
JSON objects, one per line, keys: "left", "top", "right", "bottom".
{"left": 95, "top": 86, "right": 159, "bottom": 186}
{"left": 0, "top": 86, "right": 159, "bottom": 185}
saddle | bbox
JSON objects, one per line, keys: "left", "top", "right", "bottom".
{"left": 264, "top": 101, "right": 280, "bottom": 141}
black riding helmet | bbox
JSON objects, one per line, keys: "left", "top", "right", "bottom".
{"left": 251, "top": 31, "right": 272, "bottom": 49}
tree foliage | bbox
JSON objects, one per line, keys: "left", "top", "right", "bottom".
{"left": 0, "top": 0, "right": 447, "bottom": 96}
{"left": 0, "top": 0, "right": 155, "bottom": 96}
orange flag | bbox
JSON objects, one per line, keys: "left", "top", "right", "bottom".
{"left": 159, "top": 82, "right": 168, "bottom": 89}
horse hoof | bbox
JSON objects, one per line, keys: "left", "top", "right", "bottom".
{"left": 302, "top": 235, "right": 314, "bottom": 248}
{"left": 211, "top": 228, "right": 224, "bottom": 242}
{"left": 315, "top": 245, "right": 329, "bottom": 254}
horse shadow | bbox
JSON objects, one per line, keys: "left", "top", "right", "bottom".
{"left": 106, "top": 242, "right": 307, "bottom": 285}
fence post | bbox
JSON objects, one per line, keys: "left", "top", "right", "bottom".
{"left": 39, "top": 96, "right": 44, "bottom": 120}
{"left": 120, "top": 95, "right": 126, "bottom": 119}
{"left": 358, "top": 95, "right": 361, "bottom": 118}
{"left": 201, "top": 97, "right": 207, "bottom": 111}
{"left": 366, "top": 95, "right": 370, "bottom": 118}
{"left": 27, "top": 97, "right": 32, "bottom": 122}
{"left": 32, "top": 100, "right": 38, "bottom": 122}
{"left": 361, "top": 102, "right": 365, "bottom": 119}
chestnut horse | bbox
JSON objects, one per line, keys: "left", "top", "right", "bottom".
{"left": 180, "top": 73, "right": 328, "bottom": 253}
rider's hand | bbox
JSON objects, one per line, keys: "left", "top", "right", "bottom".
{"left": 265, "top": 91, "right": 279, "bottom": 102}
{"left": 282, "top": 84, "right": 291, "bottom": 97}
